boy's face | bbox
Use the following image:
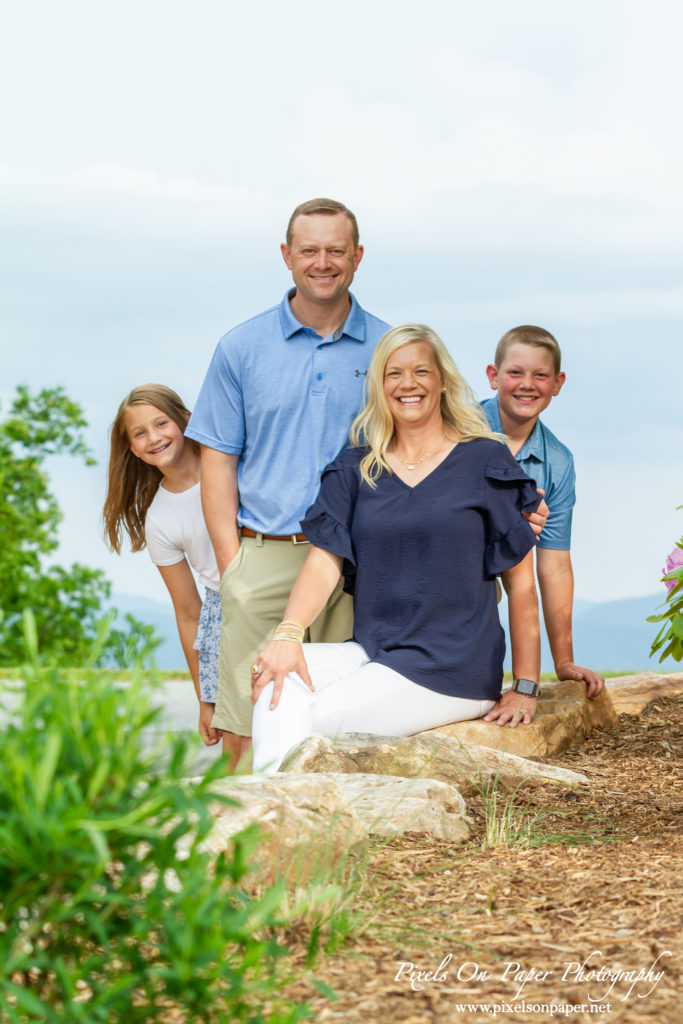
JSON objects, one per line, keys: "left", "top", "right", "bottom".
{"left": 486, "top": 342, "right": 565, "bottom": 427}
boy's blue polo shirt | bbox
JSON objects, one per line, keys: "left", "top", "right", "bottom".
{"left": 481, "top": 397, "right": 575, "bottom": 550}
{"left": 186, "top": 290, "right": 390, "bottom": 535}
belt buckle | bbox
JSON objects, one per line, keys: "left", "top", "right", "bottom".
{"left": 291, "top": 535, "right": 309, "bottom": 545}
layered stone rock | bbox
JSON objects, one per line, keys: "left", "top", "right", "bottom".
{"left": 280, "top": 732, "right": 589, "bottom": 795}
{"left": 323, "top": 772, "right": 469, "bottom": 842}
{"left": 431, "top": 680, "right": 618, "bottom": 758}
{"left": 605, "top": 671, "right": 683, "bottom": 715}
{"left": 193, "top": 773, "right": 367, "bottom": 885}
{"left": 187, "top": 771, "right": 471, "bottom": 881}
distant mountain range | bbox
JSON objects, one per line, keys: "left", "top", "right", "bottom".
{"left": 109, "top": 591, "right": 680, "bottom": 675}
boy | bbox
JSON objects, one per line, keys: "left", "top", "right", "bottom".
{"left": 482, "top": 325, "right": 604, "bottom": 698}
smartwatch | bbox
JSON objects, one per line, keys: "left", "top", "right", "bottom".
{"left": 512, "top": 678, "right": 541, "bottom": 699}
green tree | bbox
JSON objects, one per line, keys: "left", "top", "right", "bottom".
{"left": 0, "top": 385, "right": 156, "bottom": 666}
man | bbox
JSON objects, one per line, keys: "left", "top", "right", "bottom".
{"left": 185, "top": 198, "right": 390, "bottom": 763}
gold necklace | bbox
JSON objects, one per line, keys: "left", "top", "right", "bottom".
{"left": 393, "top": 431, "right": 448, "bottom": 470}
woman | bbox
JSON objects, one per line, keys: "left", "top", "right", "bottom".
{"left": 250, "top": 325, "right": 542, "bottom": 773}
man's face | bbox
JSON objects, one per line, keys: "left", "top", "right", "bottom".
{"left": 486, "top": 343, "right": 565, "bottom": 427}
{"left": 281, "top": 213, "right": 363, "bottom": 306}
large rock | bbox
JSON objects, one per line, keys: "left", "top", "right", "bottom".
{"left": 280, "top": 732, "right": 589, "bottom": 795}
{"left": 192, "top": 773, "right": 368, "bottom": 885}
{"left": 605, "top": 671, "right": 683, "bottom": 715}
{"left": 181, "top": 772, "right": 471, "bottom": 880}
{"left": 431, "top": 680, "right": 618, "bottom": 758}
{"left": 324, "top": 773, "right": 469, "bottom": 842}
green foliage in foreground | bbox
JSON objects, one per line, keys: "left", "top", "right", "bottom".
{"left": 0, "top": 386, "right": 159, "bottom": 668}
{"left": 0, "top": 615, "right": 309, "bottom": 1024}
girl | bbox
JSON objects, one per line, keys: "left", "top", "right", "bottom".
{"left": 103, "top": 384, "right": 222, "bottom": 748}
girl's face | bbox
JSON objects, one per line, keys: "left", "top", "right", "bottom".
{"left": 125, "top": 404, "right": 186, "bottom": 470}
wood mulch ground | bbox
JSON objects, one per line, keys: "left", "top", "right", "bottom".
{"left": 284, "top": 695, "right": 682, "bottom": 1023}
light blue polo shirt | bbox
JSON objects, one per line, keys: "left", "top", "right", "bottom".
{"left": 481, "top": 397, "right": 575, "bottom": 550}
{"left": 186, "top": 290, "right": 390, "bottom": 535}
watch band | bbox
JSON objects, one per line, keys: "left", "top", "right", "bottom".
{"left": 512, "top": 677, "right": 541, "bottom": 699}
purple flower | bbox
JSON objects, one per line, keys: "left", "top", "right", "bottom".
{"left": 663, "top": 546, "right": 683, "bottom": 593}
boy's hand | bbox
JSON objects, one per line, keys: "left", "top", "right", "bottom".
{"left": 524, "top": 489, "right": 548, "bottom": 539}
{"left": 556, "top": 661, "right": 605, "bottom": 698}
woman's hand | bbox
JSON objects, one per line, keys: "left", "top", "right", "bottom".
{"left": 484, "top": 691, "right": 537, "bottom": 727}
{"left": 250, "top": 639, "right": 313, "bottom": 711}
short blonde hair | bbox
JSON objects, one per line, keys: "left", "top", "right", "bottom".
{"left": 350, "top": 324, "right": 500, "bottom": 486}
{"left": 495, "top": 325, "right": 562, "bottom": 375}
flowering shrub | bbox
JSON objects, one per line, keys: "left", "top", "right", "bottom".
{"left": 662, "top": 545, "right": 683, "bottom": 593}
{"left": 648, "top": 538, "right": 683, "bottom": 662}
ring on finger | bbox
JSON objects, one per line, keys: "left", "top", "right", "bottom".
{"left": 251, "top": 664, "right": 261, "bottom": 675}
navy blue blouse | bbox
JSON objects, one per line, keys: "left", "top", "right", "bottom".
{"left": 301, "top": 439, "right": 541, "bottom": 701}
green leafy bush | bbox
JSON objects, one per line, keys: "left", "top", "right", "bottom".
{"left": 0, "top": 614, "right": 309, "bottom": 1024}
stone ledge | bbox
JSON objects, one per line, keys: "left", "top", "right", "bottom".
{"left": 430, "top": 679, "right": 617, "bottom": 758}
{"left": 604, "top": 671, "right": 683, "bottom": 715}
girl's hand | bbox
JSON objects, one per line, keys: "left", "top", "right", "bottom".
{"left": 484, "top": 691, "right": 537, "bottom": 727}
{"left": 199, "top": 701, "right": 221, "bottom": 745}
{"left": 250, "top": 640, "right": 313, "bottom": 711}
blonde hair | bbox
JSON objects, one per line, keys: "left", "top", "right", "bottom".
{"left": 350, "top": 324, "right": 500, "bottom": 487}
{"left": 495, "top": 325, "right": 562, "bottom": 375}
{"left": 103, "top": 384, "right": 197, "bottom": 554}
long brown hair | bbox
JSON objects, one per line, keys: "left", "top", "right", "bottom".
{"left": 103, "top": 384, "right": 198, "bottom": 553}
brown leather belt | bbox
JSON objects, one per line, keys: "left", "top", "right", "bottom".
{"left": 241, "top": 527, "right": 309, "bottom": 544}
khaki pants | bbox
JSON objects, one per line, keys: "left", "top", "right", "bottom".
{"left": 212, "top": 535, "right": 353, "bottom": 735}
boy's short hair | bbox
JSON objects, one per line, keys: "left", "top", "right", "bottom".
{"left": 495, "top": 325, "right": 562, "bottom": 375}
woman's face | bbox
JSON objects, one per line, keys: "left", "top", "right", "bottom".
{"left": 383, "top": 341, "right": 444, "bottom": 430}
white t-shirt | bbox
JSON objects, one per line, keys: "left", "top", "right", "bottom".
{"left": 145, "top": 482, "right": 220, "bottom": 592}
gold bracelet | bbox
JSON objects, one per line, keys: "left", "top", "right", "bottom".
{"left": 272, "top": 621, "right": 305, "bottom": 643}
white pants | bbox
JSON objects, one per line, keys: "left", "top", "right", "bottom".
{"left": 251, "top": 642, "right": 495, "bottom": 773}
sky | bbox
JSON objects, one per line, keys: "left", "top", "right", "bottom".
{"left": 2, "top": 0, "right": 682, "bottom": 609}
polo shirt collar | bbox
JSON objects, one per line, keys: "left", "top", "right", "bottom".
{"left": 489, "top": 397, "right": 544, "bottom": 463}
{"left": 518, "top": 419, "right": 544, "bottom": 462}
{"left": 279, "top": 289, "right": 366, "bottom": 343}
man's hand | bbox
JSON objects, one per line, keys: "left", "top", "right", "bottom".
{"left": 556, "top": 661, "right": 605, "bottom": 699}
{"left": 198, "top": 701, "right": 221, "bottom": 745}
{"left": 484, "top": 690, "right": 537, "bottom": 727}
{"left": 524, "top": 490, "right": 548, "bottom": 539}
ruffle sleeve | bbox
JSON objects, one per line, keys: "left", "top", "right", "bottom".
{"left": 300, "top": 452, "right": 360, "bottom": 592}
{"left": 484, "top": 448, "right": 542, "bottom": 576}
